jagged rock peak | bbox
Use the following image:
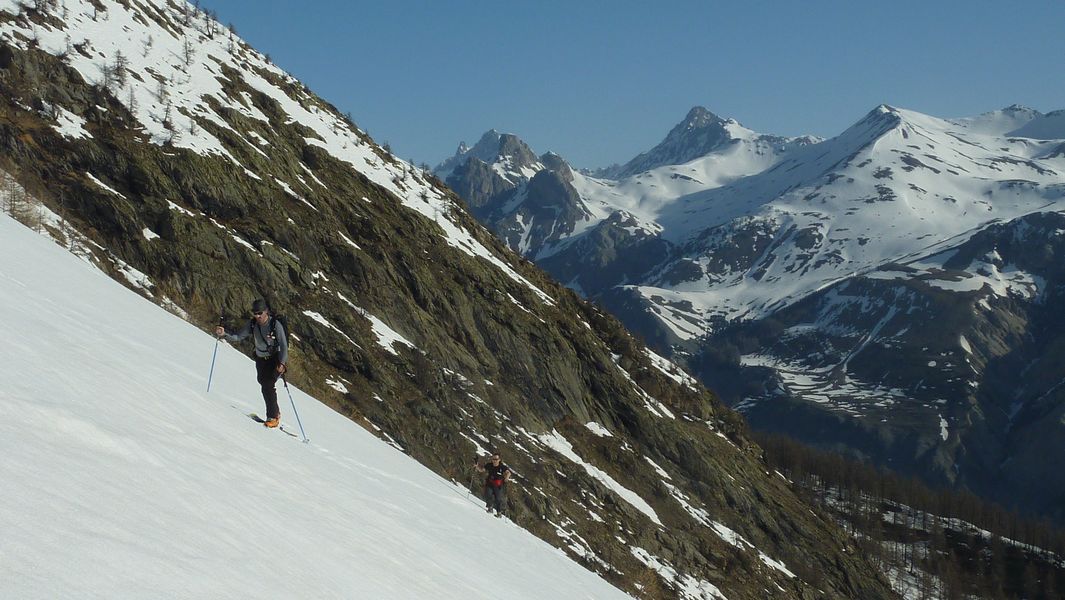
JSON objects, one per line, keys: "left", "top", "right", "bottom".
{"left": 435, "top": 129, "right": 503, "bottom": 177}
{"left": 539, "top": 151, "right": 573, "bottom": 181}
{"left": 666, "top": 106, "right": 736, "bottom": 142}
{"left": 451, "top": 130, "right": 536, "bottom": 164}
{"left": 497, "top": 133, "right": 536, "bottom": 159}
{"left": 467, "top": 129, "right": 503, "bottom": 158}
{"left": 679, "top": 105, "right": 729, "bottom": 130}
{"left": 612, "top": 105, "right": 741, "bottom": 178}
{"left": 541, "top": 150, "right": 564, "bottom": 162}
{"left": 435, "top": 130, "right": 542, "bottom": 180}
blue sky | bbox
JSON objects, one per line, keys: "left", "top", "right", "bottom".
{"left": 208, "top": 1, "right": 1065, "bottom": 169}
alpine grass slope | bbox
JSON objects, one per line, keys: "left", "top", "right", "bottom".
{"left": 438, "top": 102, "right": 1065, "bottom": 518}
{"left": 0, "top": 1, "right": 896, "bottom": 598}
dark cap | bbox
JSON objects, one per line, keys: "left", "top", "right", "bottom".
{"left": 251, "top": 298, "right": 268, "bottom": 314}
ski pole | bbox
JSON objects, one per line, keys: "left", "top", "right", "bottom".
{"left": 282, "top": 374, "right": 309, "bottom": 443}
{"left": 207, "top": 316, "right": 223, "bottom": 392}
{"left": 467, "top": 465, "right": 477, "bottom": 501}
{"left": 207, "top": 339, "right": 219, "bottom": 392}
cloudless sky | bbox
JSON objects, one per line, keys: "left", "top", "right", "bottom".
{"left": 207, "top": 0, "right": 1065, "bottom": 169}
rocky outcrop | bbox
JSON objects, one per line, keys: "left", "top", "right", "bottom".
{"left": 611, "top": 107, "right": 735, "bottom": 178}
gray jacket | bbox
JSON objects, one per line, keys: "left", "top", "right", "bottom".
{"left": 225, "top": 317, "right": 288, "bottom": 364}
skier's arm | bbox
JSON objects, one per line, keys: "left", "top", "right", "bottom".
{"left": 217, "top": 320, "right": 251, "bottom": 343}
{"left": 275, "top": 319, "right": 289, "bottom": 365}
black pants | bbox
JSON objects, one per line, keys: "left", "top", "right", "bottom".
{"left": 484, "top": 483, "right": 506, "bottom": 513}
{"left": 255, "top": 355, "right": 281, "bottom": 419}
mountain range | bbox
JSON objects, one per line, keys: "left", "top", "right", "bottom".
{"left": 436, "top": 102, "right": 1065, "bottom": 519}
{"left": 0, "top": 1, "right": 897, "bottom": 598}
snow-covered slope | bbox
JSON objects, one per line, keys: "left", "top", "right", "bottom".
{"left": 1010, "top": 109, "right": 1065, "bottom": 140}
{"left": 561, "top": 129, "right": 813, "bottom": 255}
{"left": 606, "top": 107, "right": 818, "bottom": 180}
{"left": 946, "top": 104, "right": 1043, "bottom": 136}
{"left": 625, "top": 104, "right": 1064, "bottom": 335}
{"left": 447, "top": 103, "right": 1064, "bottom": 341}
{"left": 0, "top": 0, "right": 545, "bottom": 298}
{"left": 0, "top": 213, "right": 629, "bottom": 599}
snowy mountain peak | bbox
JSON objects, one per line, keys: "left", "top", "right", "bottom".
{"left": 680, "top": 105, "right": 727, "bottom": 129}
{"left": 539, "top": 151, "right": 573, "bottom": 181}
{"left": 1008, "top": 108, "right": 1065, "bottom": 140}
{"left": 949, "top": 104, "right": 1044, "bottom": 135}
{"left": 434, "top": 129, "right": 543, "bottom": 183}
{"left": 1002, "top": 103, "right": 1039, "bottom": 114}
{"left": 435, "top": 129, "right": 502, "bottom": 176}
{"left": 833, "top": 105, "right": 909, "bottom": 145}
{"left": 473, "top": 128, "right": 503, "bottom": 152}
{"left": 868, "top": 103, "right": 1062, "bottom": 143}
{"left": 610, "top": 106, "right": 743, "bottom": 177}
{"left": 868, "top": 103, "right": 904, "bottom": 122}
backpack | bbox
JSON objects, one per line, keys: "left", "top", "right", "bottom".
{"left": 270, "top": 314, "right": 289, "bottom": 340}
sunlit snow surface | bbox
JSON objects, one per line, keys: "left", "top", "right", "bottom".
{"left": 626, "top": 106, "right": 1065, "bottom": 335}
{"left": 0, "top": 213, "right": 628, "bottom": 599}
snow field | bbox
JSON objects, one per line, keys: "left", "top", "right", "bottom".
{"left": 0, "top": 213, "right": 629, "bottom": 599}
